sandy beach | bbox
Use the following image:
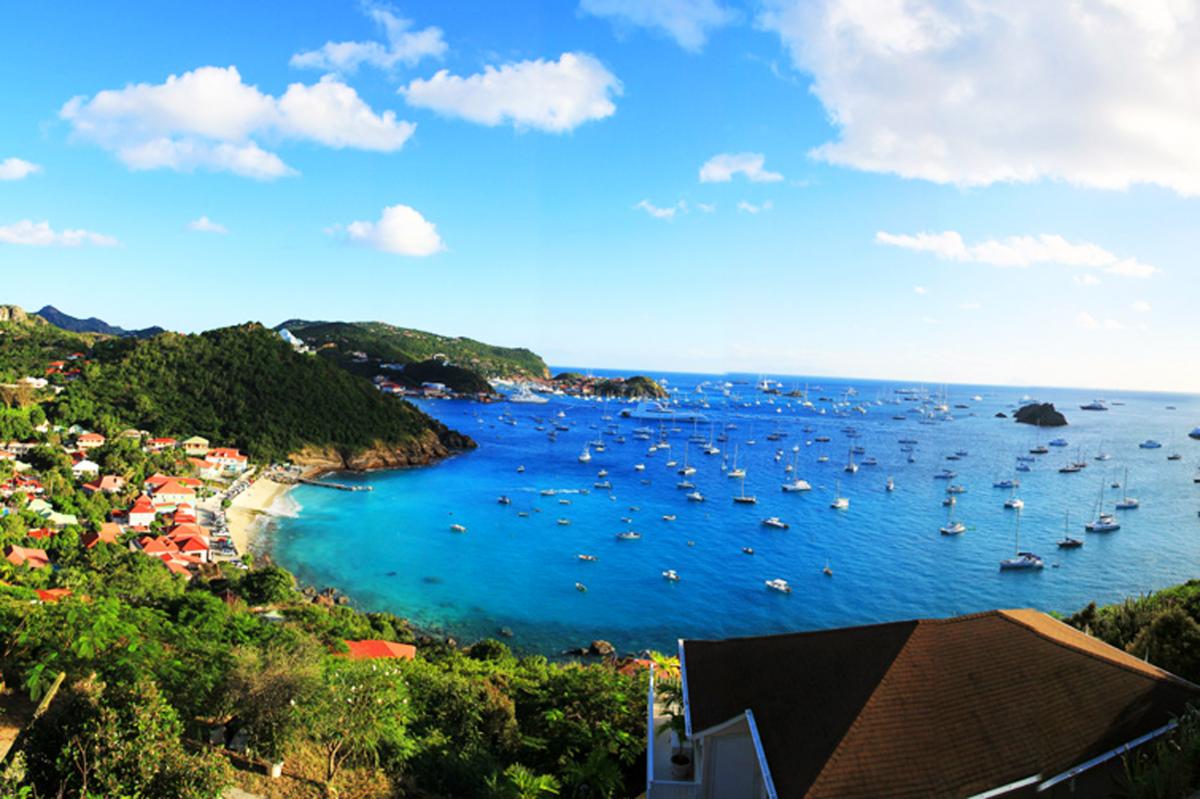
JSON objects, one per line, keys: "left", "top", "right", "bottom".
{"left": 226, "top": 476, "right": 293, "bottom": 554}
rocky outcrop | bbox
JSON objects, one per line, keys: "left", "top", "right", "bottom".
{"left": 994, "top": 412, "right": 1007, "bottom": 418}
{"left": 593, "top": 376, "right": 668, "bottom": 400}
{"left": 0, "top": 305, "right": 33, "bottom": 324}
{"left": 289, "top": 427, "right": 475, "bottom": 474}
{"left": 1014, "top": 403, "right": 1067, "bottom": 427}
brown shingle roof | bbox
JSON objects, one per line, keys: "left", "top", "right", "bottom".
{"left": 682, "top": 609, "right": 1199, "bottom": 798}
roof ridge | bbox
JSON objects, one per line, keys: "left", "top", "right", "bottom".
{"left": 803, "top": 621, "right": 922, "bottom": 796}
{"left": 996, "top": 609, "right": 1199, "bottom": 691}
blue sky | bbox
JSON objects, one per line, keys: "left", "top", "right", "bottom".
{"left": 1, "top": 1, "right": 1197, "bottom": 391}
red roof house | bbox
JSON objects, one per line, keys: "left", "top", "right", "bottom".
{"left": 5, "top": 545, "right": 50, "bottom": 569}
{"left": 342, "top": 639, "right": 417, "bottom": 660}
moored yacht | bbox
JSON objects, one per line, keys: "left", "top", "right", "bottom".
{"left": 764, "top": 578, "right": 791, "bottom": 594}
{"left": 761, "top": 516, "right": 789, "bottom": 530}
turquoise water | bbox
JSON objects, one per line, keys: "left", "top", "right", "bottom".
{"left": 267, "top": 371, "right": 1200, "bottom": 654}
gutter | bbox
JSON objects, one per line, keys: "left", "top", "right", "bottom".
{"left": 746, "top": 708, "right": 779, "bottom": 799}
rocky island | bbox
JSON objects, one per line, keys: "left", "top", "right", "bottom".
{"left": 1014, "top": 402, "right": 1068, "bottom": 427}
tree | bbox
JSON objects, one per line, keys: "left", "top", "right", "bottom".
{"left": 304, "top": 657, "right": 412, "bottom": 784}
{"left": 240, "top": 564, "right": 296, "bottom": 605}
{"left": 220, "top": 645, "right": 320, "bottom": 765}
{"left": 1128, "top": 607, "right": 1200, "bottom": 682}
{"left": 486, "top": 764, "right": 561, "bottom": 798}
{"left": 22, "top": 676, "right": 230, "bottom": 798}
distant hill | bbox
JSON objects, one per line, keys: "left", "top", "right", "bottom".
{"left": 36, "top": 305, "right": 165, "bottom": 339}
{"left": 0, "top": 306, "right": 97, "bottom": 381}
{"left": 277, "top": 319, "right": 549, "bottom": 380}
{"left": 58, "top": 324, "right": 473, "bottom": 465}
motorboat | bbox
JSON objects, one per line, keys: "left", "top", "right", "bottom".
{"left": 497, "top": 496, "right": 511, "bottom": 505}
{"left": 1190, "top": 427, "right": 1200, "bottom": 440}
{"left": 1029, "top": 445, "right": 1049, "bottom": 455}
{"left": 615, "top": 531, "right": 641, "bottom": 541}
{"left": 1079, "top": 400, "right": 1108, "bottom": 411}
{"left": 1049, "top": 438, "right": 1069, "bottom": 447}
{"left": 1004, "top": 497, "right": 1024, "bottom": 510}
{"left": 509, "top": 384, "right": 549, "bottom": 404}
{"left": 575, "top": 582, "right": 587, "bottom": 592}
{"left": 942, "top": 496, "right": 955, "bottom": 507}
{"left": 765, "top": 578, "right": 792, "bottom": 594}
{"left": 822, "top": 563, "right": 833, "bottom": 577}
{"left": 621, "top": 401, "right": 708, "bottom": 424}
{"left": 934, "top": 470, "right": 956, "bottom": 480}
{"left": 686, "top": 491, "right": 705, "bottom": 502}
{"left": 450, "top": 523, "right": 467, "bottom": 533}
{"left": 742, "top": 546, "right": 755, "bottom": 555}
{"left": 634, "top": 463, "right": 645, "bottom": 471}
{"left": 940, "top": 520, "right": 966, "bottom": 535}
{"left": 662, "top": 514, "right": 677, "bottom": 522}
{"left": 886, "top": 477, "right": 895, "bottom": 492}
{"left": 577, "top": 554, "right": 597, "bottom": 562}
{"left": 1139, "top": 440, "right": 1163, "bottom": 449}
{"left": 993, "top": 479, "right": 1019, "bottom": 489}
{"left": 762, "top": 517, "right": 789, "bottom": 530}
{"left": 676, "top": 480, "right": 695, "bottom": 490}
{"left": 594, "top": 481, "right": 612, "bottom": 490}
{"left": 662, "top": 570, "right": 680, "bottom": 582}
{"left": 781, "top": 478, "right": 812, "bottom": 492}
{"left": 946, "top": 484, "right": 967, "bottom": 494}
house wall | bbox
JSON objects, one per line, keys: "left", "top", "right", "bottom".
{"left": 699, "top": 719, "right": 766, "bottom": 799}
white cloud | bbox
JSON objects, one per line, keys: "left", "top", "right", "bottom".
{"left": 188, "top": 216, "right": 228, "bottom": 234}
{"left": 400, "top": 52, "right": 621, "bottom": 133}
{"left": 0, "top": 219, "right": 118, "bottom": 247}
{"left": 737, "top": 200, "right": 773, "bottom": 214}
{"left": 876, "top": 231, "right": 1158, "bottom": 278}
{"left": 580, "top": 0, "right": 735, "bottom": 51}
{"left": 341, "top": 203, "right": 444, "bottom": 256}
{"left": 759, "top": 1, "right": 1200, "bottom": 195}
{"left": 635, "top": 199, "right": 685, "bottom": 219}
{"left": 1132, "top": 300, "right": 1152, "bottom": 312}
{"left": 1075, "top": 312, "right": 1125, "bottom": 331}
{"left": 695, "top": 201, "right": 716, "bottom": 213}
{"left": 1073, "top": 274, "right": 1102, "bottom": 287}
{"left": 958, "top": 301, "right": 982, "bottom": 311}
{"left": 290, "top": 5, "right": 447, "bottom": 73}
{"left": 699, "top": 152, "right": 783, "bottom": 183}
{"left": 61, "top": 66, "right": 415, "bottom": 179}
{"left": 912, "top": 285, "right": 926, "bottom": 295}
{"left": 0, "top": 158, "right": 41, "bottom": 181}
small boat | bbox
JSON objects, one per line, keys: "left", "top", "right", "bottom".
{"left": 634, "top": 463, "right": 646, "bottom": 471}
{"left": 575, "top": 582, "right": 587, "bottom": 592}
{"left": 1080, "top": 400, "right": 1108, "bottom": 411}
{"left": 822, "top": 563, "right": 833, "bottom": 577}
{"left": 558, "top": 498, "right": 572, "bottom": 505}
{"left": 1085, "top": 513, "right": 1120, "bottom": 533}
{"left": 817, "top": 455, "right": 830, "bottom": 463}
{"left": 1190, "top": 427, "right": 1200, "bottom": 440}
{"left": 662, "top": 569, "right": 680, "bottom": 582}
{"left": 765, "top": 578, "right": 792, "bottom": 594}
{"left": 662, "top": 514, "right": 677, "bottom": 522}
{"left": 594, "top": 481, "right": 612, "bottom": 490}
{"left": 1049, "top": 438, "right": 1069, "bottom": 447}
{"left": 885, "top": 477, "right": 895, "bottom": 492}
{"left": 557, "top": 518, "right": 571, "bottom": 526}
{"left": 781, "top": 478, "right": 812, "bottom": 492}
{"left": 1139, "top": 440, "right": 1163, "bottom": 449}
{"left": 1004, "top": 497, "right": 1024, "bottom": 510}
{"left": 615, "top": 531, "right": 641, "bottom": 541}
{"left": 727, "top": 467, "right": 746, "bottom": 479}
{"left": 942, "top": 496, "right": 956, "bottom": 507}
{"left": 993, "top": 479, "right": 1019, "bottom": 489}
{"left": 934, "top": 470, "right": 956, "bottom": 480}
{"left": 946, "top": 484, "right": 966, "bottom": 495}
{"left": 686, "top": 491, "right": 705, "bottom": 502}
{"left": 1057, "top": 512, "right": 1082, "bottom": 549}
{"left": 940, "top": 520, "right": 966, "bottom": 535}
{"left": 517, "top": 511, "right": 529, "bottom": 517}
{"left": 597, "top": 469, "right": 609, "bottom": 478}
{"left": 497, "top": 496, "right": 511, "bottom": 505}
{"left": 577, "top": 554, "right": 597, "bottom": 561}
{"left": 733, "top": 475, "right": 757, "bottom": 504}
{"left": 450, "top": 523, "right": 467, "bottom": 533}
{"left": 578, "top": 446, "right": 592, "bottom": 463}
{"left": 1000, "top": 510, "right": 1044, "bottom": 570}
{"left": 1029, "top": 445, "right": 1049, "bottom": 455}
{"left": 1115, "top": 468, "right": 1139, "bottom": 509}
{"left": 1058, "top": 463, "right": 1081, "bottom": 474}
{"left": 676, "top": 480, "right": 695, "bottom": 489}
{"left": 762, "top": 517, "right": 789, "bottom": 530}
{"left": 742, "top": 547, "right": 755, "bottom": 555}
{"left": 830, "top": 479, "right": 849, "bottom": 510}
{"left": 1168, "top": 453, "right": 1183, "bottom": 461}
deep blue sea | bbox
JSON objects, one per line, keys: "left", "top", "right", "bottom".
{"left": 265, "top": 370, "right": 1200, "bottom": 655}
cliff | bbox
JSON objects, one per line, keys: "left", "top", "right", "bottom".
{"left": 289, "top": 427, "right": 475, "bottom": 473}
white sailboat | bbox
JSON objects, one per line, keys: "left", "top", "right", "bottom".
{"left": 999, "top": 510, "right": 1044, "bottom": 570}
{"left": 830, "top": 479, "right": 849, "bottom": 510}
{"left": 1115, "top": 468, "right": 1139, "bottom": 510}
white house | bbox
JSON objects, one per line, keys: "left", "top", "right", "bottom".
{"left": 71, "top": 459, "right": 100, "bottom": 477}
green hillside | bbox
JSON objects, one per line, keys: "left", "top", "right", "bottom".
{"left": 278, "top": 320, "right": 549, "bottom": 380}
{"left": 50, "top": 324, "right": 471, "bottom": 462}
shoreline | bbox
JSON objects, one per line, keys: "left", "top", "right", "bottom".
{"left": 226, "top": 476, "right": 295, "bottom": 554}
